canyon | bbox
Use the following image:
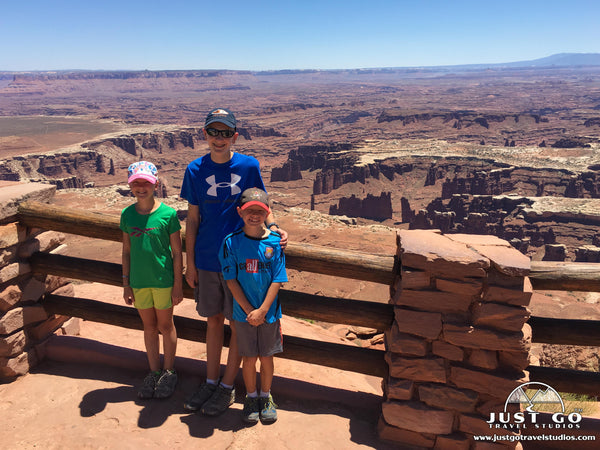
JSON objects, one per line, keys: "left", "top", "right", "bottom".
{"left": 2, "top": 65, "right": 600, "bottom": 264}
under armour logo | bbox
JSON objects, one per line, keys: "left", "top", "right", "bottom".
{"left": 206, "top": 174, "right": 242, "bottom": 196}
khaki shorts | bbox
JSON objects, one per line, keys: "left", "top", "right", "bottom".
{"left": 234, "top": 319, "right": 283, "bottom": 357}
{"left": 194, "top": 269, "right": 233, "bottom": 320}
{"left": 133, "top": 287, "right": 173, "bottom": 310}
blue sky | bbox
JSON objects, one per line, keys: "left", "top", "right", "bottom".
{"left": 1, "top": 0, "right": 599, "bottom": 71}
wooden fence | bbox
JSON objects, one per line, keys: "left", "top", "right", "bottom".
{"left": 17, "top": 201, "right": 600, "bottom": 394}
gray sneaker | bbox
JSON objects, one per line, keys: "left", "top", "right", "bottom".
{"left": 183, "top": 382, "right": 217, "bottom": 411}
{"left": 138, "top": 371, "right": 161, "bottom": 399}
{"left": 201, "top": 384, "right": 235, "bottom": 416}
{"left": 259, "top": 394, "right": 278, "bottom": 423}
{"left": 154, "top": 369, "right": 178, "bottom": 399}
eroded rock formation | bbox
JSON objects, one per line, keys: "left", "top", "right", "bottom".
{"left": 329, "top": 192, "right": 392, "bottom": 221}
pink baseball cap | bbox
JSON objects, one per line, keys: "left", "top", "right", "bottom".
{"left": 128, "top": 161, "right": 158, "bottom": 184}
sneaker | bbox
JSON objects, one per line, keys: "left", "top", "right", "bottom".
{"left": 242, "top": 395, "right": 260, "bottom": 424}
{"left": 138, "top": 371, "right": 161, "bottom": 399}
{"left": 183, "top": 382, "right": 217, "bottom": 411}
{"left": 201, "top": 384, "right": 235, "bottom": 416}
{"left": 154, "top": 369, "right": 178, "bottom": 399}
{"left": 259, "top": 394, "right": 278, "bottom": 423}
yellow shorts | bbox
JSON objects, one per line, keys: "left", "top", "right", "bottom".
{"left": 133, "top": 287, "right": 173, "bottom": 310}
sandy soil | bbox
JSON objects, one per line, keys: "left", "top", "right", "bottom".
{"left": 0, "top": 280, "right": 398, "bottom": 450}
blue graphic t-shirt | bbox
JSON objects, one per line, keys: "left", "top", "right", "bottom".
{"left": 180, "top": 152, "right": 266, "bottom": 272}
{"left": 219, "top": 229, "right": 287, "bottom": 323}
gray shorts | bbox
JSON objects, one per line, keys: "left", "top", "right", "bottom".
{"left": 234, "top": 319, "right": 283, "bottom": 357}
{"left": 194, "top": 269, "right": 233, "bottom": 320}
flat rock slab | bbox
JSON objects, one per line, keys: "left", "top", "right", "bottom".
{"left": 398, "top": 230, "right": 489, "bottom": 278}
{"left": 0, "top": 183, "right": 56, "bottom": 221}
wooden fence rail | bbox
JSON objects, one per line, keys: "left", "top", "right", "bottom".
{"left": 43, "top": 294, "right": 388, "bottom": 377}
{"left": 18, "top": 201, "right": 395, "bottom": 285}
{"left": 18, "top": 200, "right": 600, "bottom": 291}
{"left": 29, "top": 252, "right": 395, "bottom": 331}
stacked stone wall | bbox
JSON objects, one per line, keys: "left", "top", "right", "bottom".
{"left": 379, "top": 229, "right": 532, "bottom": 449}
{"left": 0, "top": 183, "right": 79, "bottom": 380}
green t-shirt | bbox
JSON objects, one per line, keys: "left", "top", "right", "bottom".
{"left": 119, "top": 202, "right": 181, "bottom": 289}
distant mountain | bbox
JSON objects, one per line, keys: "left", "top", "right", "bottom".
{"left": 394, "top": 53, "right": 600, "bottom": 74}
{"left": 502, "top": 53, "right": 600, "bottom": 67}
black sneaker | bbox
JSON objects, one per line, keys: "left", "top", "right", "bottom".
{"left": 242, "top": 395, "right": 260, "bottom": 424}
{"left": 154, "top": 369, "right": 178, "bottom": 399}
{"left": 138, "top": 371, "right": 161, "bottom": 399}
{"left": 183, "top": 382, "right": 217, "bottom": 411}
{"left": 201, "top": 384, "right": 235, "bottom": 416}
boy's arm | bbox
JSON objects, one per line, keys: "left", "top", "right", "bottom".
{"left": 265, "top": 212, "right": 288, "bottom": 249}
{"left": 184, "top": 203, "right": 200, "bottom": 288}
{"left": 246, "top": 282, "right": 282, "bottom": 326}
{"left": 121, "top": 231, "right": 134, "bottom": 305}
{"left": 170, "top": 229, "right": 184, "bottom": 306}
{"left": 225, "top": 278, "right": 256, "bottom": 319}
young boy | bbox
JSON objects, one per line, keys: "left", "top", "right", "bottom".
{"left": 180, "top": 108, "right": 287, "bottom": 416}
{"left": 219, "top": 188, "right": 287, "bottom": 423}
{"left": 120, "top": 161, "right": 183, "bottom": 399}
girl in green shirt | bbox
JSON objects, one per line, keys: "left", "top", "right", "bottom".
{"left": 120, "top": 161, "right": 183, "bottom": 399}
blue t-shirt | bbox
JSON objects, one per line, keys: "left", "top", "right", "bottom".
{"left": 180, "top": 152, "right": 266, "bottom": 272}
{"left": 219, "top": 229, "right": 287, "bottom": 323}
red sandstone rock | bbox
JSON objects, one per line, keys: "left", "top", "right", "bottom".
{"left": 394, "top": 289, "right": 475, "bottom": 314}
{"left": 385, "top": 353, "right": 446, "bottom": 383}
{"left": 377, "top": 416, "right": 436, "bottom": 448}
{"left": 398, "top": 230, "right": 489, "bottom": 278}
{"left": 382, "top": 400, "right": 454, "bottom": 434}
{"left": 432, "top": 340, "right": 465, "bottom": 362}
{"left": 450, "top": 366, "right": 528, "bottom": 401}
{"left": 393, "top": 307, "right": 442, "bottom": 340}
{"left": 443, "top": 323, "right": 531, "bottom": 352}
{"left": 385, "top": 325, "right": 428, "bottom": 356}
{"left": 0, "top": 285, "right": 21, "bottom": 313}
{"left": 418, "top": 384, "right": 478, "bottom": 413}
{"left": 472, "top": 302, "right": 530, "bottom": 332}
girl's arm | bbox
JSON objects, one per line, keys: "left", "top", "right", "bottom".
{"left": 170, "top": 229, "right": 184, "bottom": 306}
{"left": 122, "top": 231, "right": 134, "bottom": 305}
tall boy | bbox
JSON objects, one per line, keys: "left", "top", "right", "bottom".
{"left": 219, "top": 188, "right": 287, "bottom": 423}
{"left": 180, "top": 108, "right": 287, "bottom": 416}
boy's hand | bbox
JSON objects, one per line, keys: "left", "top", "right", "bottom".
{"left": 123, "top": 287, "right": 134, "bottom": 305}
{"left": 246, "top": 309, "right": 266, "bottom": 327}
{"left": 278, "top": 228, "right": 288, "bottom": 249}
{"left": 185, "top": 267, "right": 198, "bottom": 288}
{"left": 172, "top": 286, "right": 183, "bottom": 306}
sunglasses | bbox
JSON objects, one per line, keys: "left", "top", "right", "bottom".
{"left": 205, "top": 127, "right": 236, "bottom": 138}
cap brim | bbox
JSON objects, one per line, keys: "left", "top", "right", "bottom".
{"left": 128, "top": 174, "right": 157, "bottom": 184}
{"left": 205, "top": 118, "right": 236, "bottom": 129}
{"left": 241, "top": 201, "right": 270, "bottom": 213}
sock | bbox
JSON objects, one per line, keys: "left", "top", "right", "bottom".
{"left": 206, "top": 378, "right": 218, "bottom": 386}
{"left": 220, "top": 382, "right": 233, "bottom": 389}
{"left": 152, "top": 370, "right": 162, "bottom": 376}
{"left": 260, "top": 390, "right": 270, "bottom": 398}
{"left": 247, "top": 391, "right": 258, "bottom": 398}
